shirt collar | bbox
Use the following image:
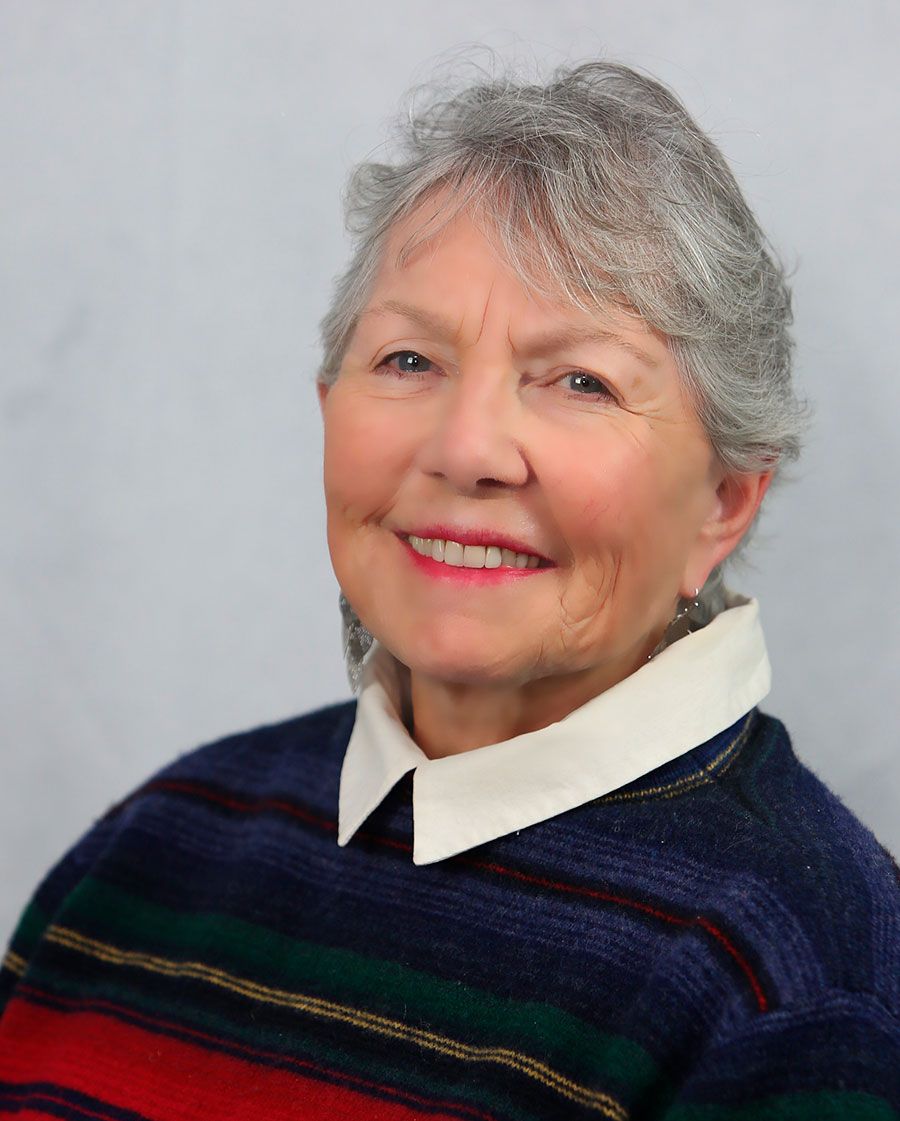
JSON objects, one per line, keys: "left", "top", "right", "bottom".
{"left": 338, "top": 594, "right": 770, "bottom": 865}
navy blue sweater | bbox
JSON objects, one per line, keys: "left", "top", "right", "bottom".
{"left": 1, "top": 702, "right": 898, "bottom": 1119}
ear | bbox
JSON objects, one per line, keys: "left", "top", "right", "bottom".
{"left": 317, "top": 379, "right": 329, "bottom": 417}
{"left": 682, "top": 469, "right": 773, "bottom": 597}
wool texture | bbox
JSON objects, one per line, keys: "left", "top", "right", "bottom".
{"left": 1, "top": 702, "right": 898, "bottom": 1120}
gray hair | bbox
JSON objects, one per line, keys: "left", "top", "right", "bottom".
{"left": 318, "top": 60, "right": 805, "bottom": 683}
{"left": 318, "top": 59, "right": 804, "bottom": 474}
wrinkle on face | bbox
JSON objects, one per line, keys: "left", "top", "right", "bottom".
{"left": 557, "top": 552, "right": 616, "bottom": 647}
{"left": 322, "top": 202, "right": 726, "bottom": 727}
{"left": 473, "top": 281, "right": 495, "bottom": 347}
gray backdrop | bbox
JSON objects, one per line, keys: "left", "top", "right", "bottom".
{"left": 2, "top": 0, "right": 898, "bottom": 948}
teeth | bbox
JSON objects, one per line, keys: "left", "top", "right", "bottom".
{"left": 444, "top": 540, "right": 464, "bottom": 567}
{"left": 463, "top": 545, "right": 486, "bottom": 568}
{"left": 407, "top": 535, "right": 542, "bottom": 570}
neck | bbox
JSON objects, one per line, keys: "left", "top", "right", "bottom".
{"left": 408, "top": 643, "right": 654, "bottom": 759}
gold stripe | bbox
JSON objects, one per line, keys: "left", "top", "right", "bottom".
{"left": 2, "top": 949, "right": 27, "bottom": 977}
{"left": 599, "top": 713, "right": 753, "bottom": 805}
{"left": 45, "top": 925, "right": 628, "bottom": 1118}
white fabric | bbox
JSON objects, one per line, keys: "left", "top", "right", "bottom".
{"left": 338, "top": 595, "right": 771, "bottom": 865}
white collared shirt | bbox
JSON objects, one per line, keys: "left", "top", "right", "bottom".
{"left": 338, "top": 595, "right": 771, "bottom": 865}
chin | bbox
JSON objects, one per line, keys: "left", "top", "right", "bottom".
{"left": 384, "top": 618, "right": 528, "bottom": 685}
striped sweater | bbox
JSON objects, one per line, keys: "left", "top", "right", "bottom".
{"left": 1, "top": 701, "right": 898, "bottom": 1120}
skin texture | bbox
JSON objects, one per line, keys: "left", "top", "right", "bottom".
{"left": 319, "top": 203, "right": 771, "bottom": 758}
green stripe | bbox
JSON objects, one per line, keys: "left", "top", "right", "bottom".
{"left": 27, "top": 961, "right": 545, "bottom": 1121}
{"left": 52, "top": 874, "right": 671, "bottom": 1109}
{"left": 665, "top": 1090, "right": 897, "bottom": 1120}
{"left": 1, "top": 901, "right": 49, "bottom": 1014}
{"left": 8, "top": 900, "right": 50, "bottom": 961}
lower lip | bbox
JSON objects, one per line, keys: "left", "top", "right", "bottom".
{"left": 398, "top": 536, "right": 552, "bottom": 584}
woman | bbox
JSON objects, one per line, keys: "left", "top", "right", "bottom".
{"left": 1, "top": 60, "right": 897, "bottom": 1120}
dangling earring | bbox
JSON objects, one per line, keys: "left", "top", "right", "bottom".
{"left": 673, "top": 587, "right": 701, "bottom": 627}
{"left": 339, "top": 592, "right": 374, "bottom": 694}
{"left": 648, "top": 587, "right": 701, "bottom": 661}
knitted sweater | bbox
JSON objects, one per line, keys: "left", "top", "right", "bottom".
{"left": 1, "top": 701, "right": 898, "bottom": 1120}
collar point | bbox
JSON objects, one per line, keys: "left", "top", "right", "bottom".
{"left": 412, "top": 844, "right": 443, "bottom": 867}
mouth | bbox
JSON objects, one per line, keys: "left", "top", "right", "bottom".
{"left": 396, "top": 529, "right": 555, "bottom": 572}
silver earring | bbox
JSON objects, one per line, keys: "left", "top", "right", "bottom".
{"left": 339, "top": 592, "right": 373, "bottom": 694}
{"left": 648, "top": 587, "right": 701, "bottom": 661}
{"left": 674, "top": 587, "right": 701, "bottom": 625}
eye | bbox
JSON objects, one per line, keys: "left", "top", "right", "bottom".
{"left": 379, "top": 350, "right": 435, "bottom": 375}
{"left": 559, "top": 371, "right": 616, "bottom": 401}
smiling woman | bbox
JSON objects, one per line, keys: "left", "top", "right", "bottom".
{"left": 319, "top": 203, "right": 765, "bottom": 755}
{"left": 1, "top": 59, "right": 898, "bottom": 1121}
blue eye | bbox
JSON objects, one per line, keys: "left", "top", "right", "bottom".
{"left": 382, "top": 350, "right": 434, "bottom": 374}
{"left": 565, "top": 372, "right": 614, "bottom": 398}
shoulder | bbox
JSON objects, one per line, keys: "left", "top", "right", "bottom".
{"left": 0, "top": 698, "right": 357, "bottom": 1010}
{"left": 87, "top": 696, "right": 361, "bottom": 869}
{"left": 91, "top": 697, "right": 359, "bottom": 834}
{"left": 708, "top": 711, "right": 900, "bottom": 1007}
{"left": 560, "top": 710, "right": 898, "bottom": 1018}
{"left": 24, "top": 698, "right": 358, "bottom": 887}
{"left": 140, "top": 697, "right": 358, "bottom": 794}
{"left": 727, "top": 712, "right": 898, "bottom": 896}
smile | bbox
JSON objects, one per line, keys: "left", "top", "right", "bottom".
{"left": 406, "top": 533, "right": 543, "bottom": 570}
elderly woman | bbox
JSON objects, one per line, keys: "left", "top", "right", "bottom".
{"left": 1, "top": 60, "right": 897, "bottom": 1120}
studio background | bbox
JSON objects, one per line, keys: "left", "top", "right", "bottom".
{"left": 2, "top": 0, "right": 898, "bottom": 948}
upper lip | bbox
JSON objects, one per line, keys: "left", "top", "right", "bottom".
{"left": 397, "top": 524, "right": 554, "bottom": 564}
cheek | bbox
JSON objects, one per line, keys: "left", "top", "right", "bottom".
{"left": 544, "top": 436, "right": 657, "bottom": 547}
{"left": 544, "top": 426, "right": 710, "bottom": 575}
{"left": 322, "top": 392, "right": 407, "bottom": 523}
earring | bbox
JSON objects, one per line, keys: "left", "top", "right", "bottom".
{"left": 673, "top": 587, "right": 701, "bottom": 626}
{"left": 339, "top": 592, "right": 374, "bottom": 694}
{"left": 647, "top": 587, "right": 701, "bottom": 661}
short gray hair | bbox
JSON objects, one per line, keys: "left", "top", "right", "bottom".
{"left": 318, "top": 59, "right": 804, "bottom": 477}
{"left": 321, "top": 60, "right": 805, "bottom": 669}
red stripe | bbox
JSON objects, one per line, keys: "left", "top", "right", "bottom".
{"left": 0, "top": 1086, "right": 126, "bottom": 1121}
{"left": 466, "top": 858, "right": 769, "bottom": 1013}
{"left": 12, "top": 985, "right": 495, "bottom": 1121}
{"left": 0, "top": 1000, "right": 469, "bottom": 1121}
{"left": 9, "top": 1113, "right": 83, "bottom": 1121}
{"left": 3, "top": 1111, "right": 109, "bottom": 1121}
{"left": 145, "top": 779, "right": 337, "bottom": 832}
{"left": 142, "top": 777, "right": 770, "bottom": 1011}
{"left": 694, "top": 915, "right": 769, "bottom": 1013}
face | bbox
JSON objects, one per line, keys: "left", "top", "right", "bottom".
{"left": 320, "top": 203, "right": 743, "bottom": 692}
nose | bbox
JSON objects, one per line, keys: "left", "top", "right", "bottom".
{"left": 414, "top": 367, "right": 530, "bottom": 493}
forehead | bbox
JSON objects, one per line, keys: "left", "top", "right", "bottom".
{"left": 364, "top": 200, "right": 668, "bottom": 364}
{"left": 380, "top": 195, "right": 553, "bottom": 299}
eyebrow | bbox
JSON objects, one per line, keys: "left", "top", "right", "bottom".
{"left": 362, "top": 298, "right": 661, "bottom": 369}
